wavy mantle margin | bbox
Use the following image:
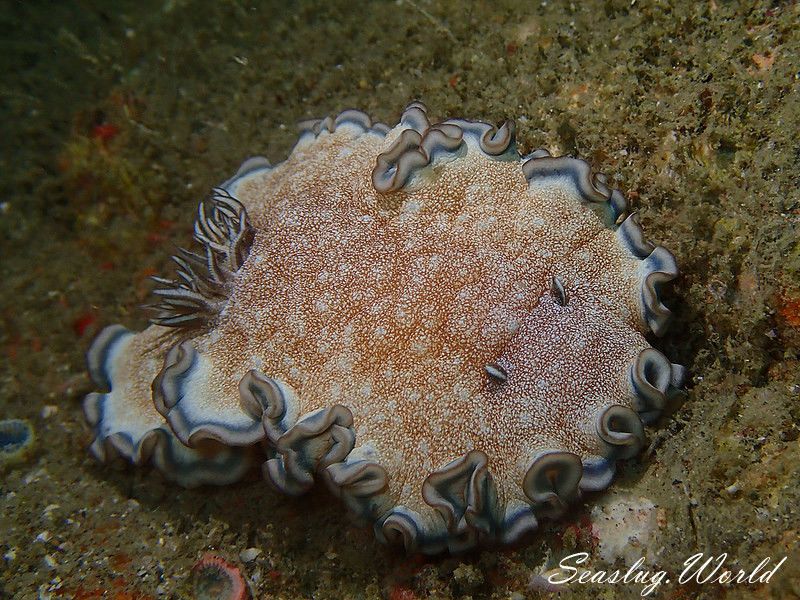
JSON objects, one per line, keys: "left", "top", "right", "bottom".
{"left": 251, "top": 355, "right": 682, "bottom": 554}
{"left": 83, "top": 101, "right": 686, "bottom": 552}
{"left": 83, "top": 325, "right": 255, "bottom": 488}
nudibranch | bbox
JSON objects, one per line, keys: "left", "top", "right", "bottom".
{"left": 84, "top": 102, "right": 685, "bottom": 553}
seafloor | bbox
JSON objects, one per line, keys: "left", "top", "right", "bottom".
{"left": 0, "top": 1, "right": 798, "bottom": 598}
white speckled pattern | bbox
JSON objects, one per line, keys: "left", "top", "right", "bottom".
{"left": 84, "top": 103, "right": 684, "bottom": 552}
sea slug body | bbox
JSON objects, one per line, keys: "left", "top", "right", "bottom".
{"left": 84, "top": 102, "right": 685, "bottom": 553}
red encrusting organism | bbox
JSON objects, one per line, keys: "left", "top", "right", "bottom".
{"left": 191, "top": 554, "right": 249, "bottom": 600}
{"left": 90, "top": 123, "right": 120, "bottom": 144}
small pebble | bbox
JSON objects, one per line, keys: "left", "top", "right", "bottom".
{"left": 35, "top": 531, "right": 51, "bottom": 544}
{"left": 239, "top": 547, "right": 261, "bottom": 562}
{"left": 40, "top": 405, "right": 58, "bottom": 419}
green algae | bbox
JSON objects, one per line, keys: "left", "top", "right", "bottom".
{"left": 1, "top": 0, "right": 798, "bottom": 598}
